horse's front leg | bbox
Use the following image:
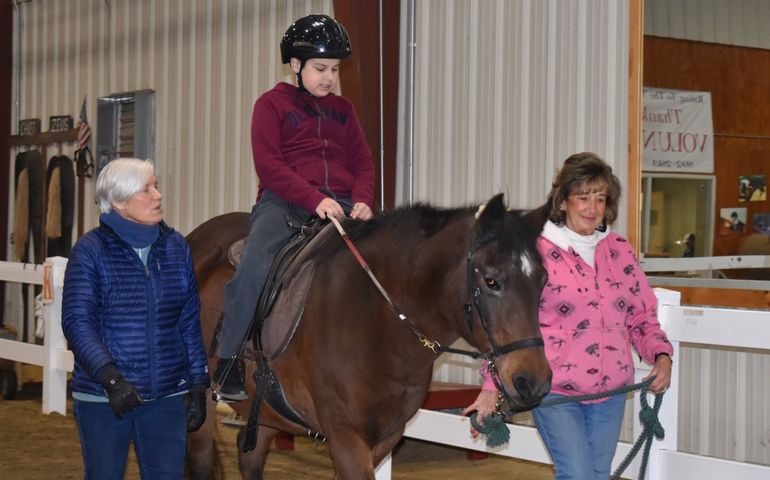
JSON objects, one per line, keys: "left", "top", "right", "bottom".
{"left": 186, "top": 395, "right": 220, "bottom": 480}
{"left": 328, "top": 434, "right": 377, "bottom": 480}
{"left": 236, "top": 425, "right": 278, "bottom": 480}
{"left": 328, "top": 429, "right": 404, "bottom": 480}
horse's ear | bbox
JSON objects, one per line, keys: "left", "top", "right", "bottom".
{"left": 523, "top": 202, "right": 549, "bottom": 234}
{"left": 478, "top": 193, "right": 506, "bottom": 219}
{"left": 476, "top": 193, "right": 507, "bottom": 240}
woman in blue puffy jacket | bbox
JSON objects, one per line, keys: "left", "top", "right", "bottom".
{"left": 62, "top": 158, "right": 209, "bottom": 480}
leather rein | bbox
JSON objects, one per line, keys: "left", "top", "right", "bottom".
{"left": 329, "top": 217, "right": 543, "bottom": 410}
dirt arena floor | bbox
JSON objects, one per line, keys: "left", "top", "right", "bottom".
{"left": 0, "top": 383, "right": 553, "bottom": 479}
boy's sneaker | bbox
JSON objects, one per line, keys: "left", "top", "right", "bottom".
{"left": 212, "top": 356, "right": 248, "bottom": 402}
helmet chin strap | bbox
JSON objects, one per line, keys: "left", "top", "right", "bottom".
{"left": 295, "top": 59, "right": 308, "bottom": 94}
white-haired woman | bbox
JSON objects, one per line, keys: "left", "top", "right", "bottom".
{"left": 62, "top": 158, "right": 209, "bottom": 479}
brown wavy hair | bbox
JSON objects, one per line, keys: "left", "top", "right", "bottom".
{"left": 545, "top": 152, "right": 622, "bottom": 230}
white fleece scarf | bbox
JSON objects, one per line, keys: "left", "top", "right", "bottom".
{"left": 542, "top": 220, "right": 611, "bottom": 267}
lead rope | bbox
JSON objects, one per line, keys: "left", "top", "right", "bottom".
{"left": 470, "top": 376, "right": 664, "bottom": 480}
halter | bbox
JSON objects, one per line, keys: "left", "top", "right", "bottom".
{"left": 454, "top": 242, "right": 544, "bottom": 412}
{"left": 330, "top": 217, "right": 543, "bottom": 411}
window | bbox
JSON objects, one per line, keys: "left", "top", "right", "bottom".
{"left": 641, "top": 174, "right": 714, "bottom": 258}
{"left": 96, "top": 90, "right": 156, "bottom": 176}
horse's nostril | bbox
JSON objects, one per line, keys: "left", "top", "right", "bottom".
{"left": 513, "top": 374, "right": 551, "bottom": 402}
{"left": 513, "top": 374, "right": 534, "bottom": 399}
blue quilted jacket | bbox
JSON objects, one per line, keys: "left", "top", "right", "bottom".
{"left": 62, "top": 221, "right": 209, "bottom": 399}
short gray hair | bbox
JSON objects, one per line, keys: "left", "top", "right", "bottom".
{"left": 95, "top": 158, "right": 156, "bottom": 213}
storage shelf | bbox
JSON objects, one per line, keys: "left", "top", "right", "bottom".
{"left": 9, "top": 129, "right": 79, "bottom": 146}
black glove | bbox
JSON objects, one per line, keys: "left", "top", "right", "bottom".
{"left": 186, "top": 384, "right": 208, "bottom": 432}
{"left": 96, "top": 364, "right": 143, "bottom": 418}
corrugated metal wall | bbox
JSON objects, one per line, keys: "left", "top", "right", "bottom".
{"left": 678, "top": 346, "right": 770, "bottom": 465}
{"left": 397, "top": 0, "right": 630, "bottom": 235}
{"left": 10, "top": 0, "right": 333, "bottom": 239}
{"left": 645, "top": 0, "right": 770, "bottom": 49}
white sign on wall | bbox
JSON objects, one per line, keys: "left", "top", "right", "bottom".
{"left": 642, "top": 88, "right": 714, "bottom": 173}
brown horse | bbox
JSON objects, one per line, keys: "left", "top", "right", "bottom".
{"left": 185, "top": 194, "right": 552, "bottom": 479}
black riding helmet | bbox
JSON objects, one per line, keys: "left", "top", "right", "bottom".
{"left": 280, "top": 14, "right": 352, "bottom": 64}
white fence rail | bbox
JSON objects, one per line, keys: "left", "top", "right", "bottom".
{"left": 375, "top": 288, "right": 770, "bottom": 479}
{"left": 641, "top": 254, "right": 770, "bottom": 273}
{"left": 642, "top": 254, "right": 770, "bottom": 291}
{"left": 0, "top": 257, "right": 71, "bottom": 415}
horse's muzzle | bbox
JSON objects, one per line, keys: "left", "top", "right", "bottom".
{"left": 512, "top": 372, "right": 552, "bottom": 407}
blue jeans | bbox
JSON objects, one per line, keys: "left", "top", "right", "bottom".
{"left": 533, "top": 393, "right": 627, "bottom": 480}
{"left": 73, "top": 396, "right": 186, "bottom": 480}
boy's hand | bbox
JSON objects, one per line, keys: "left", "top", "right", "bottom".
{"left": 350, "top": 202, "right": 373, "bottom": 220}
{"left": 315, "top": 198, "right": 345, "bottom": 219}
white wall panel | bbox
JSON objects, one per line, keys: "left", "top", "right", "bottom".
{"left": 10, "top": 0, "right": 333, "bottom": 238}
{"left": 645, "top": 0, "right": 770, "bottom": 50}
{"left": 677, "top": 346, "right": 770, "bottom": 466}
{"left": 398, "top": 0, "right": 629, "bottom": 238}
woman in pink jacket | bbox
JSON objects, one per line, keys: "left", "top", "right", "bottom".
{"left": 464, "top": 152, "right": 673, "bottom": 479}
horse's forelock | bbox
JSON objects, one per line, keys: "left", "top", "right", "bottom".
{"left": 474, "top": 210, "right": 539, "bottom": 254}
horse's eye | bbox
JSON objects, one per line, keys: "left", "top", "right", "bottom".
{"left": 484, "top": 278, "right": 500, "bottom": 290}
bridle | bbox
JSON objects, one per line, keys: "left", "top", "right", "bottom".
{"left": 329, "top": 217, "right": 544, "bottom": 411}
{"left": 453, "top": 240, "right": 544, "bottom": 412}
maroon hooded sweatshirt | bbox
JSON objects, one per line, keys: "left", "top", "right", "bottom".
{"left": 251, "top": 82, "right": 375, "bottom": 213}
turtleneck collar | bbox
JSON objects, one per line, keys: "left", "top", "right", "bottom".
{"left": 100, "top": 210, "right": 160, "bottom": 248}
{"left": 542, "top": 220, "right": 611, "bottom": 267}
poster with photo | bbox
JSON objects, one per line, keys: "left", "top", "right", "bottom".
{"left": 753, "top": 213, "right": 770, "bottom": 235}
{"left": 739, "top": 175, "right": 767, "bottom": 202}
{"left": 719, "top": 207, "right": 747, "bottom": 235}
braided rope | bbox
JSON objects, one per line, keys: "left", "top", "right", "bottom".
{"left": 471, "top": 376, "right": 664, "bottom": 480}
{"left": 609, "top": 381, "right": 664, "bottom": 480}
{"left": 539, "top": 377, "right": 653, "bottom": 407}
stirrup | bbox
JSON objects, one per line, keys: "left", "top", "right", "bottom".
{"left": 212, "top": 356, "right": 248, "bottom": 402}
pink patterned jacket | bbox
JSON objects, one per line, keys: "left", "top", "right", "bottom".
{"left": 483, "top": 232, "right": 672, "bottom": 401}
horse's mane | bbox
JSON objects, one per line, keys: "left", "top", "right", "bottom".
{"left": 316, "top": 200, "right": 541, "bottom": 260}
{"left": 521, "top": 203, "right": 549, "bottom": 233}
{"left": 351, "top": 202, "right": 474, "bottom": 239}
{"left": 311, "top": 202, "right": 473, "bottom": 260}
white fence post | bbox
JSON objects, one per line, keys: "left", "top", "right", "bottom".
{"left": 374, "top": 452, "right": 392, "bottom": 479}
{"left": 629, "top": 288, "right": 681, "bottom": 479}
{"left": 41, "top": 257, "right": 72, "bottom": 415}
{"left": 0, "top": 258, "right": 73, "bottom": 415}
{"left": 647, "top": 288, "right": 681, "bottom": 479}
